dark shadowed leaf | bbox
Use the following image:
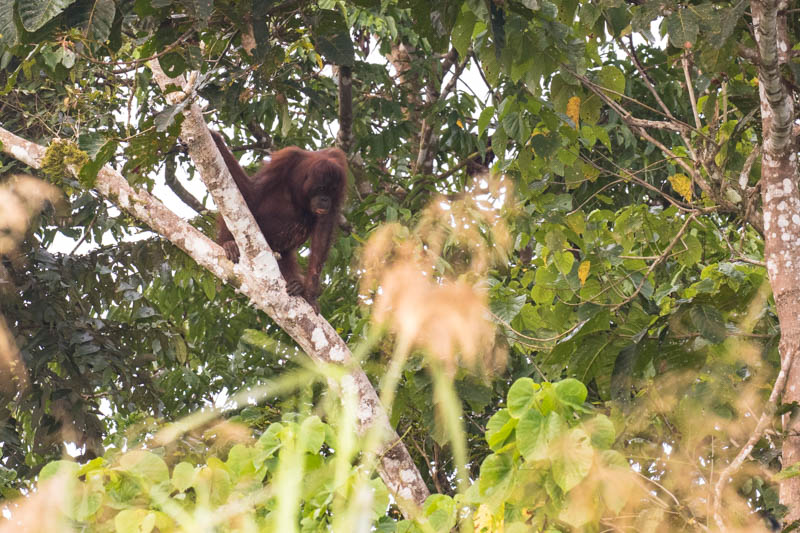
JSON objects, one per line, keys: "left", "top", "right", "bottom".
{"left": 19, "top": 0, "right": 78, "bottom": 31}
{"left": 311, "top": 10, "right": 354, "bottom": 67}
{"left": 690, "top": 305, "right": 727, "bottom": 344}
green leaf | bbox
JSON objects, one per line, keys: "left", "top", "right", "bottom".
{"left": 456, "top": 379, "right": 493, "bottom": 412}
{"left": 257, "top": 422, "right": 283, "bottom": 456}
{"left": 226, "top": 444, "right": 258, "bottom": 479}
{"left": 19, "top": 0, "right": 78, "bottom": 31}
{"left": 507, "top": 377, "right": 538, "bottom": 418}
{"left": 40, "top": 460, "right": 80, "bottom": 481}
{"left": 595, "top": 66, "right": 625, "bottom": 102}
{"left": 530, "top": 132, "right": 560, "bottom": 158}
{"left": 71, "top": 483, "right": 103, "bottom": 521}
{"left": 502, "top": 111, "right": 529, "bottom": 144}
{"left": 517, "top": 411, "right": 565, "bottom": 462}
{"left": 153, "top": 104, "right": 182, "bottom": 132}
{"left": 775, "top": 461, "right": 800, "bottom": 480}
{"left": 118, "top": 450, "right": 169, "bottom": 485}
{"left": 240, "top": 329, "right": 279, "bottom": 352}
{"left": 423, "top": 494, "right": 457, "bottom": 532}
{"left": 486, "top": 408, "right": 516, "bottom": 451}
{"left": 0, "top": 0, "right": 18, "bottom": 47}
{"left": 665, "top": 9, "right": 699, "bottom": 49}
{"left": 185, "top": 0, "right": 213, "bottom": 21}
{"left": 67, "top": 0, "right": 116, "bottom": 42}
{"left": 478, "top": 452, "right": 513, "bottom": 497}
{"left": 300, "top": 415, "right": 326, "bottom": 453}
{"left": 489, "top": 2, "right": 505, "bottom": 57}
{"left": 553, "top": 250, "right": 574, "bottom": 276}
{"left": 584, "top": 414, "right": 615, "bottom": 449}
{"left": 491, "top": 293, "right": 526, "bottom": 323}
{"left": 516, "top": 409, "right": 547, "bottom": 461}
{"left": 706, "top": 1, "right": 747, "bottom": 48}
{"left": 79, "top": 139, "right": 117, "bottom": 188}
{"left": 451, "top": 6, "right": 476, "bottom": 58}
{"left": 690, "top": 305, "right": 727, "bottom": 344}
{"left": 605, "top": 6, "right": 631, "bottom": 37}
{"left": 554, "top": 378, "right": 587, "bottom": 407}
{"left": 114, "top": 509, "right": 156, "bottom": 533}
{"left": 172, "top": 462, "right": 195, "bottom": 492}
{"left": 478, "top": 106, "right": 495, "bottom": 136}
{"left": 551, "top": 428, "right": 594, "bottom": 492}
{"left": 157, "top": 51, "right": 187, "bottom": 78}
{"left": 194, "top": 465, "right": 232, "bottom": 506}
{"left": 200, "top": 273, "right": 216, "bottom": 301}
{"left": 676, "top": 233, "right": 702, "bottom": 267}
{"left": 311, "top": 9, "right": 355, "bottom": 67}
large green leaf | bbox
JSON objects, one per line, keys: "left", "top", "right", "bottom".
{"left": 171, "top": 462, "right": 195, "bottom": 492}
{"left": 478, "top": 452, "right": 514, "bottom": 498}
{"left": 451, "top": 5, "right": 476, "bottom": 58}
{"left": 69, "top": 0, "right": 116, "bottom": 43}
{"left": 665, "top": 9, "right": 699, "bottom": 49}
{"left": 553, "top": 378, "right": 587, "bottom": 407}
{"left": 517, "top": 411, "right": 565, "bottom": 462}
{"left": 551, "top": 428, "right": 594, "bottom": 492}
{"left": 423, "top": 494, "right": 457, "bottom": 532}
{"left": 311, "top": 9, "right": 355, "bottom": 67}
{"left": 19, "top": 0, "right": 78, "bottom": 31}
{"left": 690, "top": 304, "right": 727, "bottom": 344}
{"left": 507, "top": 377, "right": 538, "bottom": 418}
{"left": 595, "top": 65, "right": 625, "bottom": 102}
{"left": 114, "top": 509, "right": 156, "bottom": 533}
{"left": 118, "top": 450, "right": 170, "bottom": 485}
{"left": 0, "top": 0, "right": 18, "bottom": 47}
{"left": 486, "top": 408, "right": 516, "bottom": 451}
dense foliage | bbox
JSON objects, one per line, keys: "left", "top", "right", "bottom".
{"left": 0, "top": 0, "right": 794, "bottom": 531}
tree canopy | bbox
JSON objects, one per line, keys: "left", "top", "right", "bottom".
{"left": 1, "top": 0, "right": 800, "bottom": 531}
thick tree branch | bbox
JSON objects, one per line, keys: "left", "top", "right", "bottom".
{"left": 752, "top": 0, "right": 793, "bottom": 153}
{"left": 414, "top": 51, "right": 470, "bottom": 174}
{"left": 336, "top": 65, "right": 353, "bottom": 153}
{"left": 0, "top": 118, "right": 430, "bottom": 519}
{"left": 149, "top": 61, "right": 429, "bottom": 515}
{"left": 750, "top": 0, "right": 800, "bottom": 523}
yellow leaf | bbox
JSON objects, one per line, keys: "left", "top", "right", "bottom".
{"left": 668, "top": 173, "right": 693, "bottom": 202}
{"left": 474, "top": 503, "right": 503, "bottom": 532}
{"left": 578, "top": 260, "right": 591, "bottom": 286}
{"left": 567, "top": 96, "right": 581, "bottom": 129}
{"left": 583, "top": 163, "right": 600, "bottom": 182}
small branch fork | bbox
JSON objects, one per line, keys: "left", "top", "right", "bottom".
{"left": 566, "top": 58, "right": 764, "bottom": 235}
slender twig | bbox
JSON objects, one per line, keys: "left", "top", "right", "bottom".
{"left": 612, "top": 214, "right": 696, "bottom": 311}
{"left": 436, "top": 145, "right": 494, "bottom": 183}
{"left": 69, "top": 209, "right": 100, "bottom": 255}
{"left": 712, "top": 346, "right": 794, "bottom": 530}
{"left": 164, "top": 155, "right": 207, "bottom": 214}
{"left": 681, "top": 53, "right": 702, "bottom": 131}
{"left": 620, "top": 35, "right": 677, "bottom": 121}
{"left": 73, "top": 28, "right": 197, "bottom": 75}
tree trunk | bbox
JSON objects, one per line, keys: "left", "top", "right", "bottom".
{"left": 751, "top": 0, "right": 800, "bottom": 522}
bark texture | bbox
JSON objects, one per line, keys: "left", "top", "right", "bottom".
{"left": 751, "top": 0, "right": 800, "bottom": 524}
{"left": 0, "top": 117, "right": 430, "bottom": 517}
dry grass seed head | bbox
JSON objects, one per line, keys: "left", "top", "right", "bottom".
{"left": 360, "top": 177, "right": 512, "bottom": 371}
